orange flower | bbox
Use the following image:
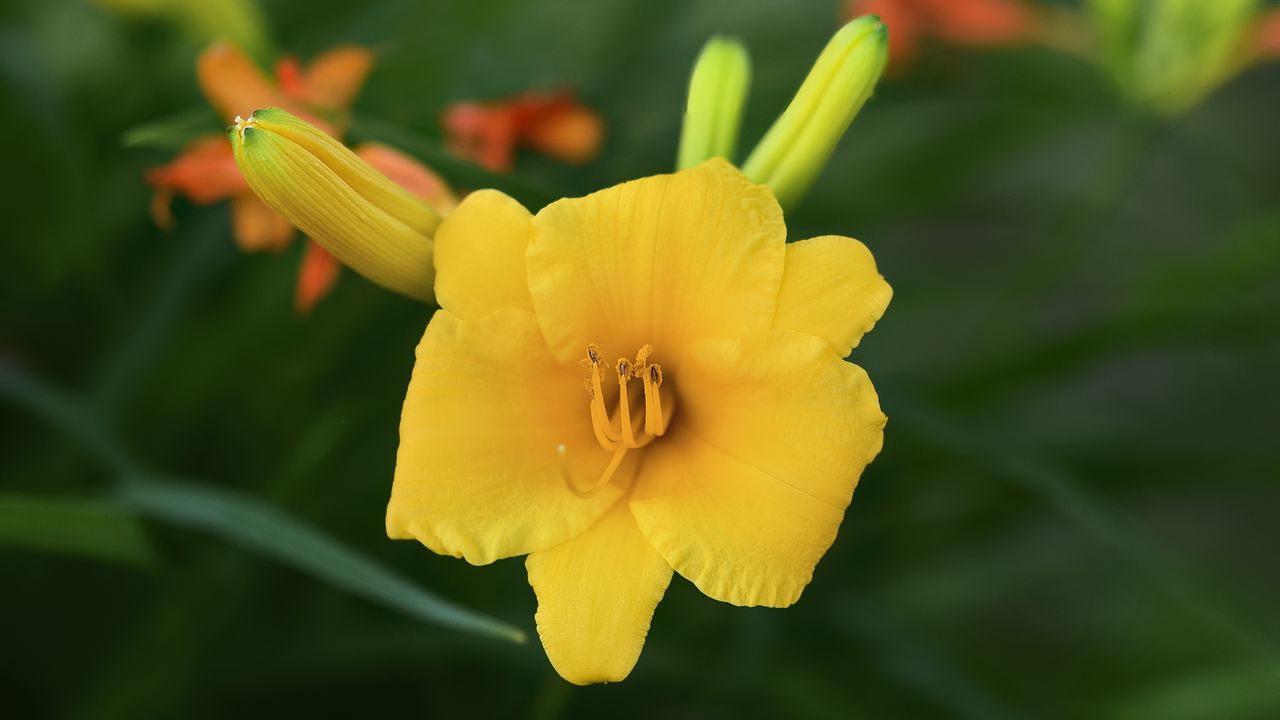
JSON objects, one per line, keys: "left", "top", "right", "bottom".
{"left": 147, "top": 42, "right": 452, "bottom": 313}
{"left": 355, "top": 142, "right": 459, "bottom": 216}
{"left": 845, "top": 0, "right": 1041, "bottom": 66}
{"left": 1256, "top": 8, "right": 1280, "bottom": 59}
{"left": 294, "top": 241, "right": 341, "bottom": 315}
{"left": 442, "top": 90, "right": 603, "bottom": 173}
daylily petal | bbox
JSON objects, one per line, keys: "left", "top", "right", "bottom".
{"left": 389, "top": 308, "right": 633, "bottom": 565}
{"left": 433, "top": 190, "right": 535, "bottom": 318}
{"left": 230, "top": 194, "right": 294, "bottom": 252}
{"left": 847, "top": 0, "right": 925, "bottom": 64}
{"left": 630, "top": 329, "right": 885, "bottom": 607}
{"left": 443, "top": 92, "right": 604, "bottom": 172}
{"left": 527, "top": 158, "right": 786, "bottom": 366}
{"left": 356, "top": 143, "right": 458, "bottom": 215}
{"left": 526, "top": 501, "right": 672, "bottom": 685}
{"left": 149, "top": 188, "right": 176, "bottom": 231}
{"left": 522, "top": 102, "right": 604, "bottom": 165}
{"left": 926, "top": 0, "right": 1039, "bottom": 46}
{"left": 301, "top": 45, "right": 375, "bottom": 111}
{"left": 1257, "top": 9, "right": 1280, "bottom": 59}
{"left": 294, "top": 240, "right": 341, "bottom": 314}
{"left": 443, "top": 102, "right": 518, "bottom": 172}
{"left": 145, "top": 135, "right": 246, "bottom": 205}
{"left": 772, "top": 235, "right": 892, "bottom": 357}
{"left": 274, "top": 57, "right": 308, "bottom": 103}
{"left": 197, "top": 42, "right": 288, "bottom": 122}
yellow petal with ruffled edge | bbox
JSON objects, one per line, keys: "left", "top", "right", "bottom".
{"left": 389, "top": 308, "right": 632, "bottom": 565}
{"left": 526, "top": 502, "right": 672, "bottom": 685}
{"left": 772, "top": 235, "right": 892, "bottom": 357}
{"left": 630, "top": 329, "right": 885, "bottom": 607}
{"left": 433, "top": 190, "right": 535, "bottom": 319}
{"left": 527, "top": 158, "right": 785, "bottom": 366}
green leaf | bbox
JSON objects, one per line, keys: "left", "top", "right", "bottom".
{"left": 122, "top": 108, "right": 221, "bottom": 150}
{"left": 1113, "top": 662, "right": 1280, "bottom": 720}
{"left": 0, "top": 493, "right": 155, "bottom": 567}
{"left": 117, "top": 478, "right": 527, "bottom": 645}
{"left": 1, "top": 364, "right": 526, "bottom": 645}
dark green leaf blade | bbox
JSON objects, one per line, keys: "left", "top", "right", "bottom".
{"left": 122, "top": 108, "right": 221, "bottom": 150}
{"left": 117, "top": 478, "right": 526, "bottom": 644}
{"left": 0, "top": 493, "right": 155, "bottom": 567}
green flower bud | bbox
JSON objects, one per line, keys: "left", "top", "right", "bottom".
{"left": 741, "top": 16, "right": 887, "bottom": 210}
{"left": 676, "top": 36, "right": 752, "bottom": 170}
{"left": 1089, "top": 0, "right": 1262, "bottom": 114}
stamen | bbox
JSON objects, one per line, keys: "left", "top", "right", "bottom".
{"left": 616, "top": 358, "right": 641, "bottom": 448}
{"left": 585, "top": 344, "right": 619, "bottom": 449}
{"left": 560, "top": 443, "right": 628, "bottom": 499}
{"left": 643, "top": 363, "right": 666, "bottom": 436}
{"left": 578, "top": 343, "right": 671, "bottom": 474}
{"left": 634, "top": 344, "right": 653, "bottom": 367}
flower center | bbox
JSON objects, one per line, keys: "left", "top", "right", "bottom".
{"left": 231, "top": 114, "right": 256, "bottom": 138}
{"left": 560, "top": 343, "right": 671, "bottom": 497}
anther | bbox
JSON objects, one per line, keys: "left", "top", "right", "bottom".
{"left": 643, "top": 363, "right": 666, "bottom": 436}
{"left": 616, "top": 358, "right": 641, "bottom": 448}
{"left": 634, "top": 344, "right": 653, "bottom": 368}
{"left": 580, "top": 343, "right": 670, "bottom": 462}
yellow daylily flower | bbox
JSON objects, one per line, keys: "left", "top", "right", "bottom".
{"left": 387, "top": 158, "right": 891, "bottom": 684}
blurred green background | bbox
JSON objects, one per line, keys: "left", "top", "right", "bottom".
{"left": 3, "top": 0, "right": 1279, "bottom": 717}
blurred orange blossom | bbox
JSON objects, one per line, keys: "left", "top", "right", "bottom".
{"left": 147, "top": 42, "right": 454, "bottom": 313}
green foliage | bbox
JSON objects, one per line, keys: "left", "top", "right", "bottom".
{"left": 2, "top": 0, "right": 1279, "bottom": 717}
{"left": 123, "top": 107, "right": 220, "bottom": 150}
{"left": 0, "top": 362, "right": 525, "bottom": 648}
{"left": 118, "top": 478, "right": 527, "bottom": 644}
{"left": 0, "top": 493, "right": 155, "bottom": 567}
{"left": 1088, "top": 0, "right": 1264, "bottom": 113}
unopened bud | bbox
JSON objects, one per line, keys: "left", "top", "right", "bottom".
{"left": 676, "top": 36, "right": 752, "bottom": 170}
{"left": 741, "top": 16, "right": 887, "bottom": 209}
{"left": 229, "top": 108, "right": 441, "bottom": 302}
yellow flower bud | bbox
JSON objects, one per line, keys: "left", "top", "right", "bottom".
{"left": 676, "top": 36, "right": 752, "bottom": 170}
{"left": 741, "top": 16, "right": 887, "bottom": 210}
{"left": 229, "top": 108, "right": 441, "bottom": 302}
